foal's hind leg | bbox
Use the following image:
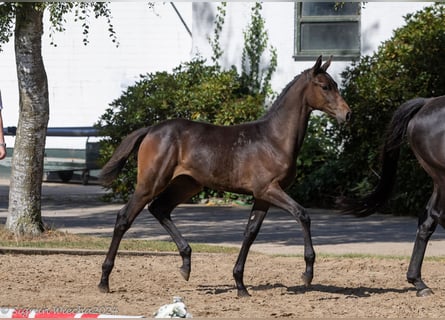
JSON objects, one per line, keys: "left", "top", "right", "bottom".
{"left": 149, "top": 176, "right": 202, "bottom": 281}
{"left": 233, "top": 199, "right": 269, "bottom": 297}
{"left": 99, "top": 188, "right": 152, "bottom": 293}
{"left": 407, "top": 190, "right": 439, "bottom": 297}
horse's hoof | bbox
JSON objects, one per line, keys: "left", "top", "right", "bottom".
{"left": 417, "top": 288, "right": 434, "bottom": 297}
{"left": 98, "top": 283, "right": 110, "bottom": 293}
{"left": 179, "top": 267, "right": 190, "bottom": 281}
{"left": 301, "top": 272, "right": 313, "bottom": 287}
{"left": 237, "top": 289, "right": 251, "bottom": 298}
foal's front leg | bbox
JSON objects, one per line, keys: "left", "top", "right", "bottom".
{"left": 261, "top": 183, "right": 315, "bottom": 287}
{"left": 233, "top": 200, "right": 269, "bottom": 297}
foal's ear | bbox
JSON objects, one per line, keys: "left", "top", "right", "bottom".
{"left": 321, "top": 55, "right": 333, "bottom": 72}
{"left": 312, "top": 56, "right": 323, "bottom": 74}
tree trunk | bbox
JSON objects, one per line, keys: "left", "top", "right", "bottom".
{"left": 6, "top": 4, "right": 48, "bottom": 235}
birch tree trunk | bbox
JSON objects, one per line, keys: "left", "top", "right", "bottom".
{"left": 6, "top": 4, "right": 48, "bottom": 235}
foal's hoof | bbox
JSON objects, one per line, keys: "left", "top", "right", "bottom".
{"left": 301, "top": 272, "right": 313, "bottom": 287}
{"left": 237, "top": 289, "right": 251, "bottom": 298}
{"left": 417, "top": 288, "right": 434, "bottom": 297}
{"left": 179, "top": 267, "right": 190, "bottom": 281}
{"left": 98, "top": 283, "right": 110, "bottom": 293}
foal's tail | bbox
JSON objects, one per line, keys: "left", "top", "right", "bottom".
{"left": 340, "top": 98, "right": 428, "bottom": 216}
{"left": 99, "top": 127, "right": 150, "bottom": 187}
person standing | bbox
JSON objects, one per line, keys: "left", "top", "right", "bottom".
{"left": 0, "top": 90, "right": 6, "bottom": 160}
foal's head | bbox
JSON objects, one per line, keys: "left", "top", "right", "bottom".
{"left": 303, "top": 56, "right": 351, "bottom": 123}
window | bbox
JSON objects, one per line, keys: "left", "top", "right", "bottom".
{"left": 294, "top": 2, "right": 361, "bottom": 61}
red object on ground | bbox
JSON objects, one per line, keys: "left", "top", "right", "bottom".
{"left": 0, "top": 308, "right": 144, "bottom": 319}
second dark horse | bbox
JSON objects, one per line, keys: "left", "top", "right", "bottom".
{"left": 342, "top": 95, "right": 445, "bottom": 297}
{"left": 98, "top": 56, "right": 351, "bottom": 297}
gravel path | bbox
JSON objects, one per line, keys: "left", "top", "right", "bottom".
{"left": 1, "top": 178, "right": 445, "bottom": 257}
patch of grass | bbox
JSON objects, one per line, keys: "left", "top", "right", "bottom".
{"left": 0, "top": 226, "right": 239, "bottom": 254}
{"left": 318, "top": 252, "right": 445, "bottom": 262}
{"left": 273, "top": 252, "right": 445, "bottom": 262}
{"left": 318, "top": 252, "right": 409, "bottom": 260}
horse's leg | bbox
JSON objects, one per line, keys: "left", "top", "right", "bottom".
{"left": 98, "top": 188, "right": 152, "bottom": 293}
{"left": 149, "top": 176, "right": 202, "bottom": 281}
{"left": 259, "top": 183, "right": 315, "bottom": 287}
{"left": 407, "top": 190, "right": 439, "bottom": 297}
{"left": 233, "top": 199, "right": 269, "bottom": 297}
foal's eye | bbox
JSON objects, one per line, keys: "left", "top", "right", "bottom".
{"left": 321, "top": 85, "right": 330, "bottom": 91}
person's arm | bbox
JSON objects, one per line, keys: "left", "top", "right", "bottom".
{"left": 0, "top": 110, "right": 6, "bottom": 160}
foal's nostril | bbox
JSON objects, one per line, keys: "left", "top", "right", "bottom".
{"left": 345, "top": 112, "right": 352, "bottom": 122}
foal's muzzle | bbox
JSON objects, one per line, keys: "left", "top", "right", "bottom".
{"left": 336, "top": 110, "right": 351, "bottom": 124}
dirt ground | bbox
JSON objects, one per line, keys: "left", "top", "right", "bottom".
{"left": 1, "top": 252, "right": 445, "bottom": 318}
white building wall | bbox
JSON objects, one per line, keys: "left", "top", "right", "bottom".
{"left": 192, "top": 2, "right": 431, "bottom": 92}
{"left": 0, "top": 2, "right": 192, "bottom": 148}
{"left": 0, "top": 2, "right": 432, "bottom": 149}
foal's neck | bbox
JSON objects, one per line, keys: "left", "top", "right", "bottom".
{"left": 266, "top": 78, "right": 312, "bottom": 156}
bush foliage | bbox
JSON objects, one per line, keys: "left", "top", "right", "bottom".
{"left": 96, "top": 59, "right": 266, "bottom": 201}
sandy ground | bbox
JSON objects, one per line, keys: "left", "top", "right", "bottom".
{"left": 1, "top": 253, "right": 445, "bottom": 318}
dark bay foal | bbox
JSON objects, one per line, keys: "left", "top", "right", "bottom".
{"left": 98, "top": 56, "right": 351, "bottom": 297}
